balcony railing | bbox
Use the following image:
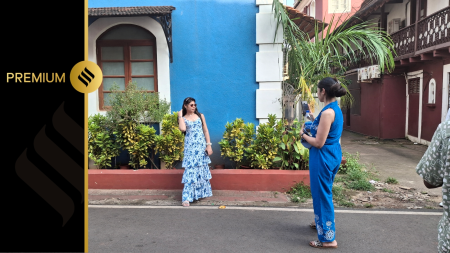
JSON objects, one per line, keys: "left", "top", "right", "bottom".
{"left": 391, "top": 6, "right": 449, "bottom": 59}
{"left": 417, "top": 6, "right": 450, "bottom": 51}
{"left": 341, "top": 46, "right": 377, "bottom": 71}
{"left": 335, "top": 6, "right": 449, "bottom": 72}
{"left": 391, "top": 24, "right": 415, "bottom": 57}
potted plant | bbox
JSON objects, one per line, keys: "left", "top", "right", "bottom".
{"left": 214, "top": 164, "right": 225, "bottom": 170}
{"left": 119, "top": 161, "right": 130, "bottom": 170}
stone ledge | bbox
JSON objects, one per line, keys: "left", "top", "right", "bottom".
{"left": 88, "top": 169, "right": 309, "bottom": 192}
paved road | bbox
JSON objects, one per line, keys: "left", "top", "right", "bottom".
{"left": 89, "top": 205, "right": 442, "bottom": 253}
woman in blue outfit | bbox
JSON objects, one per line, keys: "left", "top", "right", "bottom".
{"left": 178, "top": 97, "right": 213, "bottom": 207}
{"left": 301, "top": 77, "right": 346, "bottom": 249}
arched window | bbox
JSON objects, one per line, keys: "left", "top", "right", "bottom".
{"left": 96, "top": 24, "right": 158, "bottom": 109}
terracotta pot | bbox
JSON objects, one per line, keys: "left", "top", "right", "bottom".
{"left": 214, "top": 164, "right": 225, "bottom": 170}
{"left": 240, "top": 165, "right": 252, "bottom": 169}
{"left": 120, "top": 165, "right": 130, "bottom": 170}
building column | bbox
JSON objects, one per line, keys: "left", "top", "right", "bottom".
{"left": 256, "top": 0, "right": 283, "bottom": 124}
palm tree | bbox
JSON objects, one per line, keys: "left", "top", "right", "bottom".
{"left": 272, "top": 1, "right": 395, "bottom": 119}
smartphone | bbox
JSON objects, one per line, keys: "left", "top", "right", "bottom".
{"left": 303, "top": 129, "right": 312, "bottom": 137}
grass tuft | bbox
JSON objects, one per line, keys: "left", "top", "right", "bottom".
{"left": 288, "top": 182, "right": 312, "bottom": 203}
{"left": 385, "top": 177, "right": 398, "bottom": 184}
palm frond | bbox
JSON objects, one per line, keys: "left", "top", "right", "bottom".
{"left": 272, "top": 0, "right": 396, "bottom": 112}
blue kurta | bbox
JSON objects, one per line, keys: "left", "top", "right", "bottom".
{"left": 181, "top": 117, "right": 213, "bottom": 202}
{"left": 309, "top": 101, "right": 343, "bottom": 242}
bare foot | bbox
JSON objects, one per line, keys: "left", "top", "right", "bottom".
{"left": 309, "top": 240, "right": 338, "bottom": 248}
{"left": 322, "top": 240, "right": 337, "bottom": 247}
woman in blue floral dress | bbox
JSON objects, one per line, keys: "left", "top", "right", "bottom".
{"left": 178, "top": 97, "right": 213, "bottom": 207}
{"left": 301, "top": 77, "right": 346, "bottom": 249}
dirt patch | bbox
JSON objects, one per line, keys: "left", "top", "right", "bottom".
{"left": 344, "top": 181, "right": 442, "bottom": 210}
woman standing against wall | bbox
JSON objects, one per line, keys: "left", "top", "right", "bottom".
{"left": 301, "top": 77, "right": 347, "bottom": 249}
{"left": 178, "top": 97, "right": 213, "bottom": 207}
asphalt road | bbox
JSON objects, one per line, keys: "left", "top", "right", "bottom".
{"left": 88, "top": 206, "right": 442, "bottom": 253}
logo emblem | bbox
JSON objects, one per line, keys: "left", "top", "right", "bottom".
{"left": 78, "top": 67, "right": 95, "bottom": 87}
{"left": 70, "top": 61, "right": 102, "bottom": 93}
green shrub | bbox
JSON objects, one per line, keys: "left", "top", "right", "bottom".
{"left": 218, "top": 118, "right": 255, "bottom": 168}
{"left": 382, "top": 188, "right": 394, "bottom": 193}
{"left": 346, "top": 180, "right": 375, "bottom": 191}
{"left": 273, "top": 118, "right": 309, "bottom": 170}
{"left": 246, "top": 114, "right": 280, "bottom": 169}
{"left": 288, "top": 182, "right": 312, "bottom": 203}
{"left": 88, "top": 114, "right": 120, "bottom": 169}
{"left": 106, "top": 81, "right": 170, "bottom": 124}
{"left": 385, "top": 177, "right": 398, "bottom": 184}
{"left": 128, "top": 124, "right": 157, "bottom": 169}
{"left": 339, "top": 152, "right": 363, "bottom": 174}
{"left": 104, "top": 81, "right": 171, "bottom": 168}
{"left": 154, "top": 112, "right": 185, "bottom": 169}
{"left": 332, "top": 185, "right": 354, "bottom": 207}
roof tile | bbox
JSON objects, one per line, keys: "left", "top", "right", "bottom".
{"left": 88, "top": 6, "right": 176, "bottom": 17}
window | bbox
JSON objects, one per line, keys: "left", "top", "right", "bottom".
{"left": 96, "top": 25, "right": 157, "bottom": 110}
{"left": 329, "top": 0, "right": 350, "bottom": 14}
{"left": 388, "top": 18, "right": 401, "bottom": 34}
{"left": 409, "top": 78, "right": 420, "bottom": 94}
{"left": 419, "top": 0, "right": 427, "bottom": 20}
{"left": 409, "top": 0, "right": 427, "bottom": 24}
{"left": 303, "top": 4, "right": 310, "bottom": 15}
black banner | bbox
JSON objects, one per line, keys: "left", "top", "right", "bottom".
{"left": 4, "top": 1, "right": 86, "bottom": 252}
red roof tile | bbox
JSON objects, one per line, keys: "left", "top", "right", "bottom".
{"left": 285, "top": 6, "right": 329, "bottom": 39}
{"left": 88, "top": 6, "right": 175, "bottom": 17}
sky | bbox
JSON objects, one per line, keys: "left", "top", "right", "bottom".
{"left": 285, "top": 0, "right": 296, "bottom": 7}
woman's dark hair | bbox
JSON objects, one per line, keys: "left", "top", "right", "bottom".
{"left": 180, "top": 97, "right": 203, "bottom": 129}
{"left": 317, "top": 77, "right": 347, "bottom": 98}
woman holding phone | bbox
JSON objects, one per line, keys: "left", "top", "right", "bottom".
{"left": 301, "top": 77, "right": 346, "bottom": 249}
{"left": 178, "top": 97, "right": 213, "bottom": 207}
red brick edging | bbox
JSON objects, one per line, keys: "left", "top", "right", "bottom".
{"left": 88, "top": 169, "right": 310, "bottom": 192}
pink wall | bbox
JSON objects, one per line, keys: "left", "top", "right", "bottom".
{"left": 320, "top": 0, "right": 365, "bottom": 33}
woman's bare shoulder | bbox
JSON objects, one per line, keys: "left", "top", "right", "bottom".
{"left": 322, "top": 108, "right": 335, "bottom": 116}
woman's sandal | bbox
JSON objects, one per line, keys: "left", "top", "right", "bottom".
{"left": 309, "top": 240, "right": 338, "bottom": 249}
{"left": 182, "top": 201, "right": 190, "bottom": 207}
{"left": 310, "top": 222, "right": 316, "bottom": 229}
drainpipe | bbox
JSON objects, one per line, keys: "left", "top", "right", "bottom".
{"left": 413, "top": 0, "right": 420, "bottom": 54}
{"left": 379, "top": 79, "right": 382, "bottom": 139}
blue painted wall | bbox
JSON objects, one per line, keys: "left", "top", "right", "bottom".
{"left": 89, "top": 0, "right": 260, "bottom": 167}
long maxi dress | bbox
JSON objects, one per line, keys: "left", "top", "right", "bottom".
{"left": 181, "top": 117, "right": 213, "bottom": 202}
{"left": 309, "top": 100, "right": 343, "bottom": 242}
